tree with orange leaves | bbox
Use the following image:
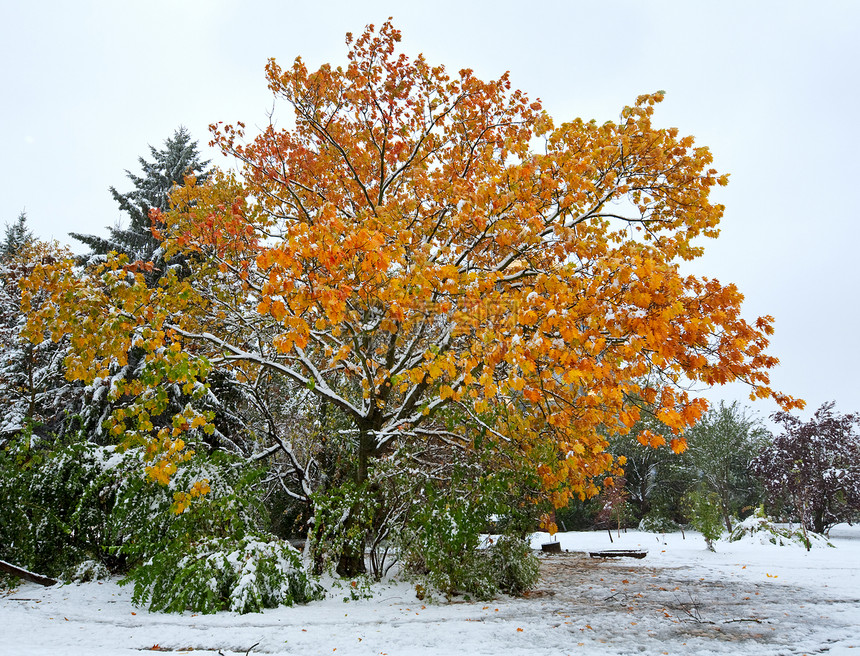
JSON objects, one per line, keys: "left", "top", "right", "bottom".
{"left": 24, "top": 21, "right": 799, "bottom": 577}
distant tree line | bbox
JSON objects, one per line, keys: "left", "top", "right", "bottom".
{"left": 556, "top": 400, "right": 860, "bottom": 539}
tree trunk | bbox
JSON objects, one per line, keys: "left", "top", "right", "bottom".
{"left": 336, "top": 549, "right": 366, "bottom": 578}
{"left": 721, "top": 501, "right": 733, "bottom": 533}
{"left": 332, "top": 427, "right": 375, "bottom": 578}
{"left": 0, "top": 559, "right": 57, "bottom": 586}
{"left": 357, "top": 424, "right": 377, "bottom": 487}
{"left": 26, "top": 345, "right": 37, "bottom": 420}
{"left": 813, "top": 507, "right": 826, "bottom": 536}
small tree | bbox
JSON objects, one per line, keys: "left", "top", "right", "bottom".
{"left": 594, "top": 476, "right": 634, "bottom": 539}
{"left": 752, "top": 402, "right": 860, "bottom": 535}
{"left": 683, "top": 486, "right": 723, "bottom": 551}
{"left": 684, "top": 401, "right": 770, "bottom": 532}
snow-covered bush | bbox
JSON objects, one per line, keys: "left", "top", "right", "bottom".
{"left": 109, "top": 451, "right": 322, "bottom": 613}
{"left": 308, "top": 479, "right": 379, "bottom": 577}
{"left": 729, "top": 507, "right": 833, "bottom": 548}
{"left": 65, "top": 559, "right": 111, "bottom": 583}
{"left": 122, "top": 536, "right": 322, "bottom": 614}
{"left": 397, "top": 483, "right": 539, "bottom": 601}
{"left": 488, "top": 535, "right": 540, "bottom": 596}
{"left": 108, "top": 450, "right": 268, "bottom": 566}
{"left": 0, "top": 427, "right": 322, "bottom": 614}
{"left": 638, "top": 512, "right": 680, "bottom": 533}
{"left": 402, "top": 530, "right": 538, "bottom": 602}
{"left": 0, "top": 433, "right": 120, "bottom": 578}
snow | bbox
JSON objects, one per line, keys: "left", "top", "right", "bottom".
{"left": 3, "top": 526, "right": 859, "bottom": 655}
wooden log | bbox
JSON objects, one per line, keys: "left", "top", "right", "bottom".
{"left": 588, "top": 549, "right": 647, "bottom": 559}
{"left": 0, "top": 559, "right": 58, "bottom": 586}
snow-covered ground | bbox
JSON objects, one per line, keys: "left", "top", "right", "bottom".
{"left": 2, "top": 526, "right": 858, "bottom": 656}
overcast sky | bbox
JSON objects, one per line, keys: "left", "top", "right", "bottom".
{"left": 2, "top": 1, "right": 858, "bottom": 427}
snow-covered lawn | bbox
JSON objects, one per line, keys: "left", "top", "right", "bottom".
{"left": 2, "top": 526, "right": 858, "bottom": 656}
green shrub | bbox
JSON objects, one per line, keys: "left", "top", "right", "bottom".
{"left": 729, "top": 507, "right": 833, "bottom": 549}
{"left": 308, "top": 480, "right": 379, "bottom": 577}
{"left": 0, "top": 428, "right": 323, "bottom": 614}
{"left": 0, "top": 431, "right": 121, "bottom": 578}
{"left": 64, "top": 559, "right": 111, "bottom": 583}
{"left": 397, "top": 492, "right": 489, "bottom": 599}
{"left": 684, "top": 487, "right": 723, "bottom": 551}
{"left": 102, "top": 450, "right": 327, "bottom": 613}
{"left": 121, "top": 536, "right": 322, "bottom": 613}
{"left": 397, "top": 484, "right": 539, "bottom": 601}
{"left": 488, "top": 535, "right": 540, "bottom": 596}
{"left": 638, "top": 512, "right": 679, "bottom": 533}
{"left": 108, "top": 450, "right": 267, "bottom": 566}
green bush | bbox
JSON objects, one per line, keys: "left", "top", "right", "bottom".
{"left": 108, "top": 450, "right": 267, "bottom": 566}
{"left": 397, "top": 483, "right": 539, "bottom": 600}
{"left": 64, "top": 559, "right": 111, "bottom": 583}
{"left": 0, "top": 428, "right": 323, "bottom": 613}
{"left": 638, "top": 512, "right": 679, "bottom": 533}
{"left": 0, "top": 430, "right": 121, "bottom": 578}
{"left": 489, "top": 535, "right": 540, "bottom": 596}
{"left": 105, "top": 451, "right": 327, "bottom": 613}
{"left": 308, "top": 480, "right": 379, "bottom": 576}
{"left": 684, "top": 487, "right": 724, "bottom": 551}
{"left": 397, "top": 491, "right": 489, "bottom": 599}
{"left": 121, "top": 536, "right": 322, "bottom": 613}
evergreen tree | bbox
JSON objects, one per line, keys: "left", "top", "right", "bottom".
{"left": 71, "top": 126, "right": 210, "bottom": 272}
{"left": 1, "top": 210, "right": 34, "bottom": 260}
{"left": 0, "top": 222, "right": 74, "bottom": 437}
{"left": 68, "top": 131, "right": 250, "bottom": 450}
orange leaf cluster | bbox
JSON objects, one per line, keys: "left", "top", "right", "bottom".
{"left": 159, "top": 21, "right": 800, "bottom": 501}
{"left": 21, "top": 21, "right": 801, "bottom": 504}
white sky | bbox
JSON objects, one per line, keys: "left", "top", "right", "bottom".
{"left": 2, "top": 0, "right": 858, "bottom": 426}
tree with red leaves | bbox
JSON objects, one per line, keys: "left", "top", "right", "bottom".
{"left": 752, "top": 402, "right": 860, "bottom": 535}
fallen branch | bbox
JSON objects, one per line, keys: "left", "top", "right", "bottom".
{"left": 218, "top": 643, "right": 260, "bottom": 656}
{"left": 722, "top": 617, "right": 764, "bottom": 624}
{"left": 0, "top": 559, "right": 57, "bottom": 587}
{"left": 673, "top": 592, "right": 766, "bottom": 625}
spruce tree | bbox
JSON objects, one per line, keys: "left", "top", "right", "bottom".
{"left": 69, "top": 129, "right": 249, "bottom": 451}
{"left": 71, "top": 126, "right": 209, "bottom": 272}
{"left": 1, "top": 210, "right": 34, "bottom": 260}
{"left": 0, "top": 213, "right": 73, "bottom": 437}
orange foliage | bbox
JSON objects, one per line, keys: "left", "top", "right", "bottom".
{"left": 23, "top": 21, "right": 801, "bottom": 506}
{"left": 163, "top": 21, "right": 800, "bottom": 502}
